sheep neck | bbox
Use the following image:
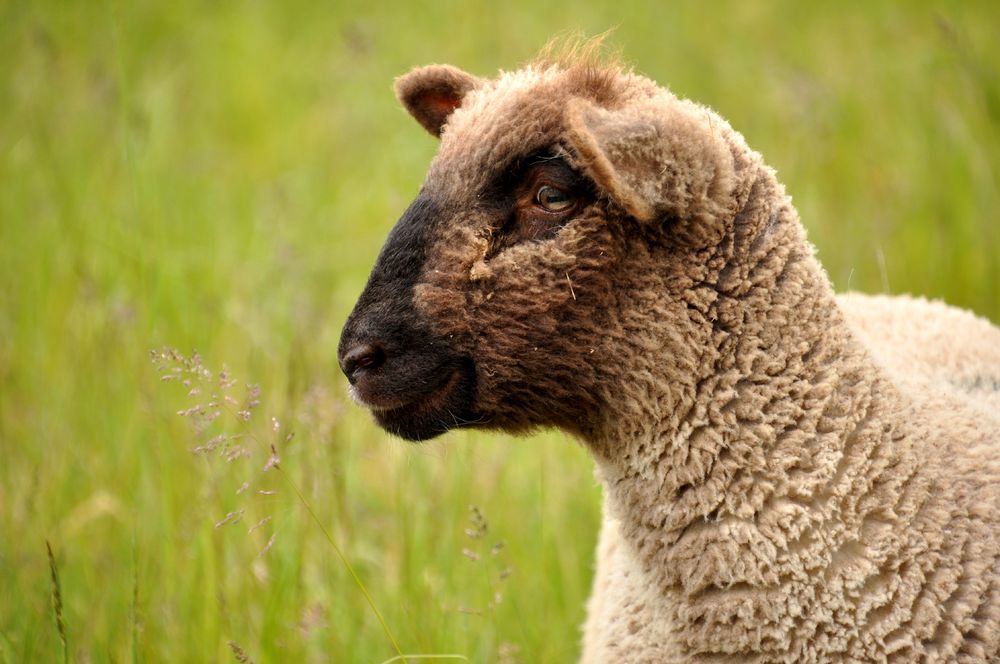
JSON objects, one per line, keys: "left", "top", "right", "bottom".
{"left": 588, "top": 164, "right": 906, "bottom": 633}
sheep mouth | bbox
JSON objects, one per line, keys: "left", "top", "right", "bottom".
{"left": 359, "top": 360, "right": 479, "bottom": 442}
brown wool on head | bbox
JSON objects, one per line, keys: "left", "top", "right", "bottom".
{"left": 339, "top": 40, "right": 1000, "bottom": 663}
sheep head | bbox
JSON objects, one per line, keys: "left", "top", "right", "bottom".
{"left": 339, "top": 59, "right": 761, "bottom": 444}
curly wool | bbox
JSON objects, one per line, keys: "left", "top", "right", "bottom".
{"left": 584, "top": 291, "right": 1000, "bottom": 663}
{"left": 571, "top": 124, "right": 1000, "bottom": 663}
{"left": 839, "top": 294, "right": 1000, "bottom": 414}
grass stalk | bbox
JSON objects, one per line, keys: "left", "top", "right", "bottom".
{"left": 45, "top": 541, "right": 69, "bottom": 664}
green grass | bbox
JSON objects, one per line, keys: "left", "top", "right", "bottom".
{"left": 2, "top": 1, "right": 999, "bottom": 662}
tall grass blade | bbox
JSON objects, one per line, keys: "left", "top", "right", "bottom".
{"left": 45, "top": 541, "right": 69, "bottom": 664}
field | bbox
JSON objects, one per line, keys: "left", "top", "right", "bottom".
{"left": 2, "top": 1, "right": 999, "bottom": 662}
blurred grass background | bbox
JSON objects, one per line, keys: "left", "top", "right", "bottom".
{"left": 2, "top": 0, "right": 999, "bottom": 662}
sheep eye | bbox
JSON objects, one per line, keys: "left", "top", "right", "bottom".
{"left": 535, "top": 185, "right": 574, "bottom": 212}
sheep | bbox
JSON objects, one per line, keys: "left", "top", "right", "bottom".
{"left": 337, "top": 50, "right": 1000, "bottom": 662}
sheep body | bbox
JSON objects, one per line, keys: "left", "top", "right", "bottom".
{"left": 339, "top": 52, "right": 1000, "bottom": 662}
{"left": 572, "top": 197, "right": 1000, "bottom": 662}
{"left": 583, "top": 292, "right": 1000, "bottom": 662}
{"left": 839, "top": 293, "right": 1000, "bottom": 413}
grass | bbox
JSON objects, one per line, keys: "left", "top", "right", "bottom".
{"left": 46, "top": 541, "right": 69, "bottom": 664}
{"left": 1, "top": 1, "right": 999, "bottom": 662}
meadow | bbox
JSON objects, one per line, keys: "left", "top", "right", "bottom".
{"left": 2, "top": 1, "right": 999, "bottom": 662}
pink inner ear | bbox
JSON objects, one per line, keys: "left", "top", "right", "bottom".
{"left": 423, "top": 91, "right": 462, "bottom": 119}
{"left": 396, "top": 65, "right": 480, "bottom": 136}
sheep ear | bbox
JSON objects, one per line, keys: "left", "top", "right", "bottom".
{"left": 565, "top": 96, "right": 736, "bottom": 232}
{"left": 395, "top": 65, "right": 481, "bottom": 138}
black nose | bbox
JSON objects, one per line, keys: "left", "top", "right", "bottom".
{"left": 339, "top": 343, "right": 386, "bottom": 383}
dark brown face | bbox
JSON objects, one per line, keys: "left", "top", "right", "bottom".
{"left": 337, "top": 156, "right": 600, "bottom": 441}
{"left": 338, "top": 62, "right": 741, "bottom": 444}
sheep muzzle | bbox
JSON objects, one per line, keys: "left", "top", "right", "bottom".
{"left": 338, "top": 193, "right": 479, "bottom": 441}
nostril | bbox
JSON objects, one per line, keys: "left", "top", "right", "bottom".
{"left": 341, "top": 343, "right": 386, "bottom": 382}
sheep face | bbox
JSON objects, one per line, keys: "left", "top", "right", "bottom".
{"left": 339, "top": 62, "right": 743, "bottom": 443}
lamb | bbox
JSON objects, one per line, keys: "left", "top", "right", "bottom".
{"left": 337, "top": 50, "right": 1000, "bottom": 662}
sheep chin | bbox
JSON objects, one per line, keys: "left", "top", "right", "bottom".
{"left": 366, "top": 363, "right": 479, "bottom": 442}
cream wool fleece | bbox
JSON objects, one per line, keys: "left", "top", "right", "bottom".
{"left": 583, "top": 293, "right": 1000, "bottom": 662}
{"left": 840, "top": 293, "right": 1000, "bottom": 414}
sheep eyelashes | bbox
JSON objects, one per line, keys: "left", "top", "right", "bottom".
{"left": 338, "top": 53, "right": 1000, "bottom": 663}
